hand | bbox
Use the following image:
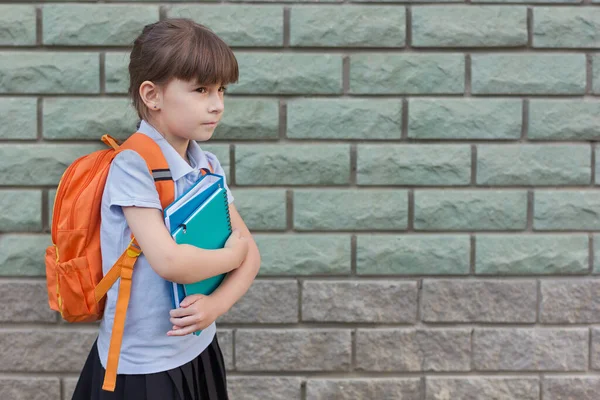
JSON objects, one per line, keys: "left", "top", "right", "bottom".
{"left": 167, "top": 294, "right": 222, "bottom": 336}
{"left": 224, "top": 229, "right": 248, "bottom": 266}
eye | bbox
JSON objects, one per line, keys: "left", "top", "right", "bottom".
{"left": 195, "top": 87, "right": 207, "bottom": 93}
{"left": 219, "top": 86, "right": 227, "bottom": 93}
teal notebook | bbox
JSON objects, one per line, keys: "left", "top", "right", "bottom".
{"left": 171, "top": 186, "right": 232, "bottom": 336}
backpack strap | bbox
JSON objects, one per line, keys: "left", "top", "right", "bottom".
{"left": 93, "top": 133, "right": 175, "bottom": 392}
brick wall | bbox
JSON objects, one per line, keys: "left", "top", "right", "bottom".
{"left": 1, "top": 2, "right": 600, "bottom": 400}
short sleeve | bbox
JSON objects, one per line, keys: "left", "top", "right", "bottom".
{"left": 204, "top": 151, "right": 234, "bottom": 204}
{"left": 104, "top": 150, "right": 162, "bottom": 210}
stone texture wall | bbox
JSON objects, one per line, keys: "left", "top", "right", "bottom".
{"left": 1, "top": 2, "right": 600, "bottom": 400}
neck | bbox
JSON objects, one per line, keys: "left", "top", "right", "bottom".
{"left": 145, "top": 119, "right": 190, "bottom": 164}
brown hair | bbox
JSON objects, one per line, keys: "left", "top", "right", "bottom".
{"left": 128, "top": 18, "right": 239, "bottom": 121}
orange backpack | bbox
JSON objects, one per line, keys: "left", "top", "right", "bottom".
{"left": 45, "top": 132, "right": 211, "bottom": 391}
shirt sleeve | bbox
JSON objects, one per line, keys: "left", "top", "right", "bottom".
{"left": 204, "top": 151, "right": 234, "bottom": 204}
{"left": 104, "top": 150, "right": 162, "bottom": 210}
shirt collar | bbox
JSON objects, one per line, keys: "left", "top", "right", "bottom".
{"left": 136, "top": 120, "right": 208, "bottom": 182}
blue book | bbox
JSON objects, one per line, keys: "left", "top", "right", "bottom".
{"left": 163, "top": 176, "right": 232, "bottom": 335}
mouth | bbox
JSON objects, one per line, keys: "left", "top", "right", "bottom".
{"left": 202, "top": 121, "right": 218, "bottom": 126}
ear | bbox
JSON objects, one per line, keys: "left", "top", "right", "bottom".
{"left": 139, "top": 80, "right": 162, "bottom": 111}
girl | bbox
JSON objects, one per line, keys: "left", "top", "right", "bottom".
{"left": 72, "top": 18, "right": 261, "bottom": 400}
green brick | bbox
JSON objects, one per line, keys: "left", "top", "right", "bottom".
{"left": 594, "top": 235, "right": 600, "bottom": 273}
{"left": 593, "top": 56, "right": 600, "bottom": 95}
{"left": 43, "top": 5, "right": 158, "bottom": 46}
{"left": 533, "top": 8, "right": 600, "bottom": 48}
{"left": 535, "top": 191, "right": 600, "bottom": 230}
{"left": 477, "top": 145, "right": 591, "bottom": 186}
{"left": 350, "top": 54, "right": 464, "bottom": 94}
{"left": 233, "top": 189, "right": 287, "bottom": 231}
{"left": 472, "top": 54, "right": 586, "bottom": 95}
{"left": 287, "top": 99, "right": 402, "bottom": 140}
{"left": 105, "top": 52, "right": 129, "bottom": 94}
{"left": 294, "top": 190, "right": 408, "bottom": 231}
{"left": 255, "top": 235, "right": 351, "bottom": 275}
{"left": 0, "top": 190, "right": 42, "bottom": 232}
{"left": 235, "top": 145, "right": 350, "bottom": 186}
{"left": 214, "top": 98, "right": 279, "bottom": 140}
{"left": 0, "top": 98, "right": 37, "bottom": 140}
{"left": 529, "top": 100, "right": 600, "bottom": 141}
{"left": 49, "top": 189, "right": 56, "bottom": 226}
{"left": 0, "top": 52, "right": 99, "bottom": 94}
{"left": 290, "top": 6, "right": 404, "bottom": 47}
{"left": 357, "top": 235, "right": 470, "bottom": 275}
{"left": 412, "top": 6, "right": 527, "bottom": 47}
{"left": 0, "top": 6, "right": 36, "bottom": 45}
{"left": 476, "top": 235, "right": 589, "bottom": 274}
{"left": 168, "top": 6, "right": 282, "bottom": 47}
{"left": 408, "top": 99, "right": 522, "bottom": 140}
{"left": 357, "top": 145, "right": 471, "bottom": 186}
{"left": 0, "top": 235, "right": 51, "bottom": 277}
{"left": 415, "top": 190, "right": 527, "bottom": 231}
{"left": 474, "top": 0, "right": 578, "bottom": 3}
{"left": 43, "top": 98, "right": 137, "bottom": 141}
{"left": 0, "top": 144, "right": 102, "bottom": 186}
{"left": 230, "top": 53, "right": 342, "bottom": 95}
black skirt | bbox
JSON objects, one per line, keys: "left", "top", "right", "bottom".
{"left": 72, "top": 335, "right": 229, "bottom": 400}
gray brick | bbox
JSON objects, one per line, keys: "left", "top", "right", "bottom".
{"left": 0, "top": 235, "right": 50, "bottom": 276}
{"left": 0, "top": 378, "right": 61, "bottom": 400}
{"left": 302, "top": 281, "right": 417, "bottom": 323}
{"left": 43, "top": 5, "right": 157, "bottom": 45}
{"left": 529, "top": 100, "right": 600, "bottom": 140}
{"left": 414, "top": 190, "right": 527, "bottom": 231}
{"left": 541, "top": 281, "right": 600, "bottom": 323}
{"left": 357, "top": 145, "right": 471, "bottom": 185}
{"left": 534, "top": 191, "right": 600, "bottom": 230}
{"left": 230, "top": 53, "right": 342, "bottom": 94}
{"left": 221, "top": 280, "right": 298, "bottom": 323}
{"left": 0, "top": 190, "right": 42, "bottom": 232}
{"left": 233, "top": 189, "right": 286, "bottom": 231}
{"left": 594, "top": 55, "right": 600, "bottom": 94}
{"left": 294, "top": 190, "right": 408, "bottom": 231}
{"left": 477, "top": 144, "right": 591, "bottom": 185}
{"left": 254, "top": 235, "right": 351, "bottom": 275}
{"left": 0, "top": 330, "right": 96, "bottom": 372}
{"left": 356, "top": 235, "right": 470, "bottom": 275}
{"left": 543, "top": 377, "right": 600, "bottom": 400}
{"left": 215, "top": 98, "right": 279, "bottom": 140}
{"left": 0, "top": 98, "right": 37, "bottom": 140}
{"left": 412, "top": 6, "right": 527, "bottom": 47}
{"left": 168, "top": 5, "right": 283, "bottom": 47}
{"left": 287, "top": 99, "right": 402, "bottom": 140}
{"left": 356, "top": 329, "right": 471, "bottom": 372}
{"left": 216, "top": 329, "right": 233, "bottom": 369}
{"left": 409, "top": 98, "right": 522, "bottom": 140}
{"left": 0, "top": 6, "right": 36, "bottom": 46}
{"left": 534, "top": 8, "right": 600, "bottom": 48}
{"left": 476, "top": 235, "right": 589, "bottom": 275}
{"left": 422, "top": 280, "right": 537, "bottom": 323}
{"left": 426, "top": 378, "right": 539, "bottom": 400}
{"left": 236, "top": 329, "right": 351, "bottom": 371}
{"left": 235, "top": 144, "right": 349, "bottom": 186}
{"left": 472, "top": 54, "right": 586, "bottom": 95}
{"left": 307, "top": 379, "right": 422, "bottom": 400}
{"left": 290, "top": 6, "right": 404, "bottom": 47}
{"left": 0, "top": 144, "right": 102, "bottom": 185}
{"left": 474, "top": 328, "right": 588, "bottom": 371}
{"left": 592, "top": 328, "right": 600, "bottom": 370}
{"left": 350, "top": 54, "right": 464, "bottom": 94}
{"left": 0, "top": 281, "right": 56, "bottom": 323}
{"left": 474, "top": 0, "right": 578, "bottom": 3}
{"left": 105, "top": 52, "right": 129, "bottom": 94}
{"left": 62, "top": 378, "right": 78, "bottom": 400}
{"left": 43, "top": 98, "right": 137, "bottom": 141}
{"left": 229, "top": 377, "right": 302, "bottom": 400}
{"left": 0, "top": 52, "right": 99, "bottom": 94}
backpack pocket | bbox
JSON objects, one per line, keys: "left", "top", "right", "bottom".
{"left": 56, "top": 255, "right": 101, "bottom": 323}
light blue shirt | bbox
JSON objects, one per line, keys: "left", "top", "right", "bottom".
{"left": 97, "top": 120, "right": 233, "bottom": 374}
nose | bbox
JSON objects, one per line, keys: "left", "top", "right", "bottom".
{"left": 208, "top": 92, "right": 224, "bottom": 114}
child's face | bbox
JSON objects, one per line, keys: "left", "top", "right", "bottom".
{"left": 156, "top": 78, "right": 226, "bottom": 142}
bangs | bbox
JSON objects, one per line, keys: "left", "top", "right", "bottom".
{"left": 170, "top": 25, "right": 239, "bottom": 86}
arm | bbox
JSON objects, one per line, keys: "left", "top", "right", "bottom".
{"left": 122, "top": 206, "right": 248, "bottom": 284}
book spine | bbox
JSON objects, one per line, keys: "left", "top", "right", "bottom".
{"left": 223, "top": 188, "right": 232, "bottom": 231}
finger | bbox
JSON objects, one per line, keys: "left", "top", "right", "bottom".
{"left": 180, "top": 295, "right": 204, "bottom": 308}
{"left": 170, "top": 315, "right": 203, "bottom": 327}
{"left": 167, "top": 324, "right": 199, "bottom": 337}
{"left": 169, "top": 307, "right": 195, "bottom": 318}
